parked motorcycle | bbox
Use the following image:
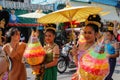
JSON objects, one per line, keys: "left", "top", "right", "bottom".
{"left": 57, "top": 41, "right": 76, "bottom": 74}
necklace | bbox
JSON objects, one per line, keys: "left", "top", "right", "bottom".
{"left": 84, "top": 42, "right": 95, "bottom": 50}
{"left": 44, "top": 43, "right": 55, "bottom": 50}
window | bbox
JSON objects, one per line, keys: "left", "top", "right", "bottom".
{"left": 10, "top": 0, "right": 24, "bottom": 2}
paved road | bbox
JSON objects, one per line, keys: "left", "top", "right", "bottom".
{"left": 26, "top": 58, "right": 120, "bottom": 80}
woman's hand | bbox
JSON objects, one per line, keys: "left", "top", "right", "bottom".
{"left": 30, "top": 64, "right": 41, "bottom": 75}
{"left": 106, "top": 53, "right": 111, "bottom": 58}
{"left": 113, "top": 42, "right": 119, "bottom": 50}
{"left": 31, "top": 65, "right": 40, "bottom": 71}
{"left": 71, "top": 45, "right": 78, "bottom": 56}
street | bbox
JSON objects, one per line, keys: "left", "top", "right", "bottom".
{"left": 26, "top": 58, "right": 120, "bottom": 80}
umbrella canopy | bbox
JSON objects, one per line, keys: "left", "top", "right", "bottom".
{"left": 37, "top": 6, "right": 103, "bottom": 23}
{"left": 76, "top": 11, "right": 110, "bottom": 22}
{"left": 18, "top": 10, "right": 46, "bottom": 18}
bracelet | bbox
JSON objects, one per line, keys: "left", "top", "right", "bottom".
{"left": 40, "top": 64, "right": 46, "bottom": 69}
{"left": 43, "top": 64, "right": 47, "bottom": 69}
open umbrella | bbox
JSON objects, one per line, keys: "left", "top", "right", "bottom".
{"left": 37, "top": 5, "right": 103, "bottom": 40}
{"left": 18, "top": 10, "right": 46, "bottom": 18}
{"left": 76, "top": 11, "right": 110, "bottom": 22}
{"left": 37, "top": 6, "right": 102, "bottom": 23}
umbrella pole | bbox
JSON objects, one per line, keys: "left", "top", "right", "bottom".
{"left": 70, "top": 21, "right": 76, "bottom": 44}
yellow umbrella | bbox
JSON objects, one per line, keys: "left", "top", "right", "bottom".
{"left": 37, "top": 6, "right": 102, "bottom": 23}
{"left": 37, "top": 5, "right": 102, "bottom": 41}
{"left": 76, "top": 11, "right": 110, "bottom": 22}
{"left": 18, "top": 10, "right": 46, "bottom": 18}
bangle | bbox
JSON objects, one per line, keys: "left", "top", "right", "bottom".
{"left": 44, "top": 64, "right": 46, "bottom": 69}
{"left": 40, "top": 64, "right": 46, "bottom": 69}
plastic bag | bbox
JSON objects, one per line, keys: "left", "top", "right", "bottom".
{"left": 23, "top": 31, "right": 46, "bottom": 66}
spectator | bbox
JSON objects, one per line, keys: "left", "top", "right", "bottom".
{"left": 9, "top": 9, "right": 19, "bottom": 23}
{"left": 104, "top": 22, "right": 119, "bottom": 80}
{"left": 3, "top": 27, "right": 27, "bottom": 80}
{"left": 0, "top": 8, "right": 11, "bottom": 80}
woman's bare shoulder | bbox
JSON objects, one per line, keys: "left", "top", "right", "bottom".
{"left": 54, "top": 43, "right": 59, "bottom": 49}
{"left": 19, "top": 42, "right": 26, "bottom": 48}
{"left": 19, "top": 42, "right": 26, "bottom": 45}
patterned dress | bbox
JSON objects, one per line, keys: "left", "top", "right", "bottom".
{"left": 35, "top": 43, "right": 59, "bottom": 80}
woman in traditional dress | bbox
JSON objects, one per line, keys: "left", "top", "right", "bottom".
{"left": 0, "top": 6, "right": 12, "bottom": 80}
{"left": 31, "top": 24, "right": 60, "bottom": 80}
{"left": 2, "top": 27, "right": 27, "bottom": 80}
{"left": 104, "top": 22, "right": 119, "bottom": 80}
{"left": 72, "top": 14, "right": 109, "bottom": 80}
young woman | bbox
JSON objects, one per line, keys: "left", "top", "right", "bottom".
{"left": 2, "top": 28, "right": 27, "bottom": 80}
{"left": 104, "top": 22, "right": 119, "bottom": 80}
{"left": 31, "top": 24, "right": 60, "bottom": 80}
{"left": 0, "top": 8, "right": 11, "bottom": 80}
{"left": 72, "top": 14, "right": 109, "bottom": 80}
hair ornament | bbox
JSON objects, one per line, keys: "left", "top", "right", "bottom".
{"left": 107, "top": 22, "right": 114, "bottom": 31}
{"left": 85, "top": 20, "right": 101, "bottom": 27}
{"left": 85, "top": 14, "right": 101, "bottom": 27}
{"left": 44, "top": 23, "right": 56, "bottom": 32}
{"left": 45, "top": 27, "right": 56, "bottom": 31}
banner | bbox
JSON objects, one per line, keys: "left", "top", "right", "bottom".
{"left": 71, "top": 0, "right": 90, "bottom": 2}
{"left": 91, "top": 0, "right": 118, "bottom": 6}
{"left": 31, "top": 0, "right": 56, "bottom": 4}
{"left": 31, "top": 0, "right": 45, "bottom": 4}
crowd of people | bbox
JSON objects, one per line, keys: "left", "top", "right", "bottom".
{"left": 0, "top": 5, "right": 120, "bottom": 80}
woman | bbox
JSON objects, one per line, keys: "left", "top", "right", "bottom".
{"left": 72, "top": 14, "right": 109, "bottom": 80}
{"left": 2, "top": 27, "right": 27, "bottom": 80}
{"left": 104, "top": 22, "right": 119, "bottom": 80}
{"left": 32, "top": 24, "right": 60, "bottom": 80}
{"left": 0, "top": 8, "right": 11, "bottom": 80}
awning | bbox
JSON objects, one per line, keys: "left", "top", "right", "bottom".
{"left": 8, "top": 23, "right": 43, "bottom": 27}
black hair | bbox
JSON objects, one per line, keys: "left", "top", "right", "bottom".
{"left": 86, "top": 23, "right": 99, "bottom": 33}
{"left": 5, "top": 27, "right": 20, "bottom": 43}
{"left": 45, "top": 29, "right": 56, "bottom": 36}
{"left": 107, "top": 30, "right": 114, "bottom": 35}
{"left": 85, "top": 14, "right": 102, "bottom": 33}
{"left": 0, "top": 10, "right": 9, "bottom": 27}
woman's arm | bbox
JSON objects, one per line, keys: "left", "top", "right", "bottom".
{"left": 71, "top": 45, "right": 78, "bottom": 66}
{"left": 3, "top": 43, "right": 19, "bottom": 58}
{"left": 107, "top": 42, "right": 119, "bottom": 58}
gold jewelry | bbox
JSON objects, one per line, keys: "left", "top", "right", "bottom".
{"left": 108, "top": 26, "right": 113, "bottom": 31}
{"left": 45, "top": 27, "right": 56, "bottom": 31}
{"left": 85, "top": 20, "right": 101, "bottom": 27}
{"left": 44, "top": 24, "right": 56, "bottom": 32}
